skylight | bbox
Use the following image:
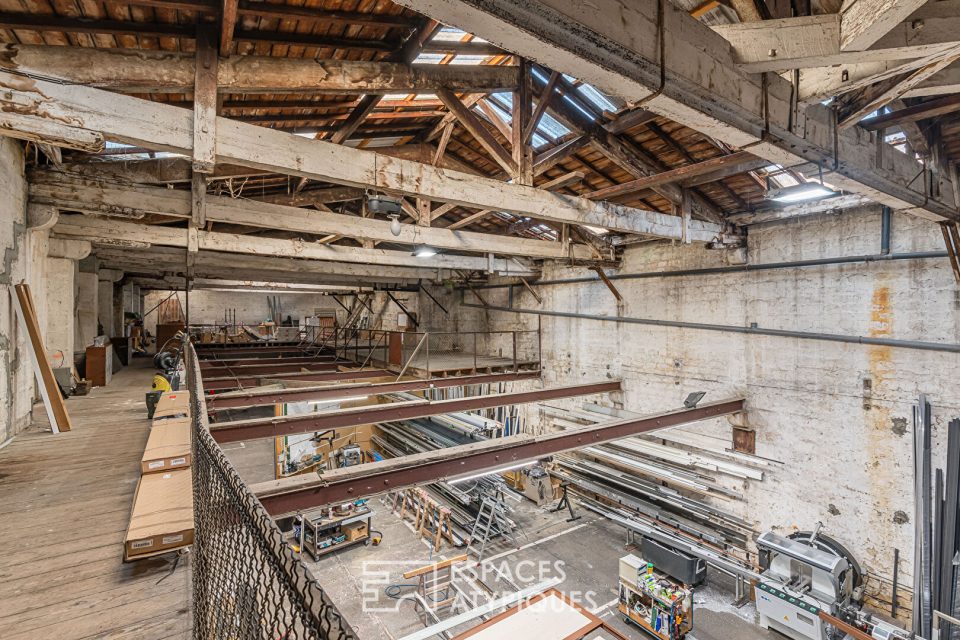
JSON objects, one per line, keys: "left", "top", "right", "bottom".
{"left": 413, "top": 53, "right": 445, "bottom": 65}
{"left": 537, "top": 112, "right": 570, "bottom": 140}
{"left": 474, "top": 95, "right": 564, "bottom": 150}
{"left": 448, "top": 55, "right": 489, "bottom": 65}
{"left": 763, "top": 165, "right": 800, "bottom": 189}
{"left": 577, "top": 84, "right": 618, "bottom": 113}
{"left": 432, "top": 28, "right": 488, "bottom": 43}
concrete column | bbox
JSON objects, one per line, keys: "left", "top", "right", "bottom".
{"left": 45, "top": 238, "right": 91, "bottom": 361}
{"left": 76, "top": 256, "right": 98, "bottom": 349}
{"left": 98, "top": 269, "right": 122, "bottom": 338}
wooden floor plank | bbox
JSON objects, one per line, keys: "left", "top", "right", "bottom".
{"left": 0, "top": 360, "right": 192, "bottom": 639}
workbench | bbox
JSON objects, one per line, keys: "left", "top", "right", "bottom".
{"left": 294, "top": 505, "right": 372, "bottom": 560}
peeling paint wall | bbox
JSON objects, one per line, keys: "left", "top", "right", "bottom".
{"left": 431, "top": 205, "right": 960, "bottom": 591}
{"left": 0, "top": 139, "right": 34, "bottom": 442}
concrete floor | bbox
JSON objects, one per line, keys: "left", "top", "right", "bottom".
{"left": 228, "top": 442, "right": 779, "bottom": 640}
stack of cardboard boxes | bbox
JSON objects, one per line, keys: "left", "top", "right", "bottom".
{"left": 124, "top": 391, "right": 195, "bottom": 561}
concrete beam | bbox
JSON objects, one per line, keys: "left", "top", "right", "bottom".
{"left": 394, "top": 0, "right": 956, "bottom": 222}
{"left": 727, "top": 194, "right": 875, "bottom": 225}
{"left": 47, "top": 237, "right": 91, "bottom": 260}
{"left": 26, "top": 203, "right": 57, "bottom": 230}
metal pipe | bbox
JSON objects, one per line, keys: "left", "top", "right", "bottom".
{"left": 893, "top": 547, "right": 900, "bottom": 618}
{"left": 462, "top": 303, "right": 960, "bottom": 354}
{"left": 881, "top": 206, "right": 892, "bottom": 254}
{"left": 466, "top": 250, "right": 950, "bottom": 290}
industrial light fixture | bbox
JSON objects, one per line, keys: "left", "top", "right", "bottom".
{"left": 388, "top": 214, "right": 402, "bottom": 237}
{"left": 765, "top": 164, "right": 837, "bottom": 204}
{"left": 413, "top": 245, "right": 437, "bottom": 258}
{"left": 766, "top": 182, "right": 837, "bottom": 203}
{"left": 683, "top": 391, "right": 706, "bottom": 409}
{"left": 366, "top": 190, "right": 403, "bottom": 216}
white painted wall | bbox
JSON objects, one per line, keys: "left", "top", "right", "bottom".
{"left": 0, "top": 139, "right": 36, "bottom": 442}
{"left": 434, "top": 205, "right": 960, "bottom": 593}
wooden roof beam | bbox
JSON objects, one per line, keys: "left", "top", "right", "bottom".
{"left": 584, "top": 151, "right": 763, "bottom": 201}
{"left": 31, "top": 177, "right": 596, "bottom": 259}
{"left": 392, "top": 0, "right": 954, "bottom": 221}
{"left": 3, "top": 70, "right": 722, "bottom": 241}
{"left": 0, "top": 12, "right": 195, "bottom": 38}
{"left": 861, "top": 94, "right": 960, "bottom": 131}
{"left": 841, "top": 0, "right": 929, "bottom": 52}
{"left": 53, "top": 214, "right": 538, "bottom": 275}
{"left": 836, "top": 47, "right": 960, "bottom": 128}
{"left": 0, "top": 45, "right": 519, "bottom": 94}
{"left": 220, "top": 0, "right": 239, "bottom": 56}
{"left": 712, "top": 13, "right": 951, "bottom": 73}
{"left": 438, "top": 88, "right": 518, "bottom": 176}
{"left": 235, "top": 3, "right": 418, "bottom": 29}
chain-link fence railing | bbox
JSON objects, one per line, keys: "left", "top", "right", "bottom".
{"left": 186, "top": 343, "right": 356, "bottom": 640}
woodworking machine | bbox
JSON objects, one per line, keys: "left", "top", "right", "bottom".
{"left": 755, "top": 529, "right": 915, "bottom": 640}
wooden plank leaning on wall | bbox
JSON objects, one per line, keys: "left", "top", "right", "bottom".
{"left": 11, "top": 282, "right": 72, "bottom": 432}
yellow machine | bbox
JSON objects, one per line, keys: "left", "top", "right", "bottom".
{"left": 152, "top": 373, "right": 173, "bottom": 393}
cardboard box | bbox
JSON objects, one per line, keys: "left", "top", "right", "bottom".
{"left": 153, "top": 391, "right": 191, "bottom": 421}
{"left": 342, "top": 520, "right": 368, "bottom": 542}
{"left": 141, "top": 418, "right": 191, "bottom": 474}
{"left": 124, "top": 469, "right": 194, "bottom": 561}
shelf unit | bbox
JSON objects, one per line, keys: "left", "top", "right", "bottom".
{"left": 618, "top": 555, "right": 693, "bottom": 640}
{"left": 294, "top": 506, "right": 372, "bottom": 561}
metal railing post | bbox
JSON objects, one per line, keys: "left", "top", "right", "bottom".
{"left": 395, "top": 332, "right": 428, "bottom": 380}
{"left": 425, "top": 333, "right": 431, "bottom": 375}
{"left": 513, "top": 331, "right": 518, "bottom": 372}
{"left": 473, "top": 332, "right": 478, "bottom": 373}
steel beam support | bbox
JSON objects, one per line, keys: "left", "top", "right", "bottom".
{"left": 198, "top": 362, "right": 344, "bottom": 376}
{"left": 251, "top": 398, "right": 745, "bottom": 515}
{"left": 206, "top": 370, "right": 542, "bottom": 410}
{"left": 202, "top": 368, "right": 387, "bottom": 392}
{"left": 198, "top": 356, "right": 339, "bottom": 368}
{"left": 209, "top": 380, "right": 622, "bottom": 443}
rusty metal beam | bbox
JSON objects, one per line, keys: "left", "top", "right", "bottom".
{"left": 209, "top": 380, "right": 621, "bottom": 443}
{"left": 251, "top": 397, "right": 745, "bottom": 515}
{"left": 195, "top": 346, "right": 313, "bottom": 359}
{"left": 199, "top": 355, "right": 339, "bottom": 369}
{"left": 206, "top": 370, "right": 542, "bottom": 410}
{"left": 202, "top": 368, "right": 387, "bottom": 392}
{"left": 197, "top": 361, "right": 343, "bottom": 376}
